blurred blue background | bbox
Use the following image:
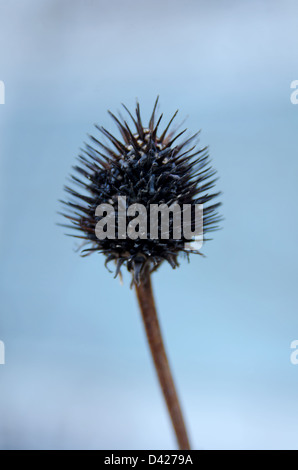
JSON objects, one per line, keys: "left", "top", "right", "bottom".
{"left": 0, "top": 0, "right": 298, "bottom": 450}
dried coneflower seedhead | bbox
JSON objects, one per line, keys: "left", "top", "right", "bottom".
{"left": 60, "top": 97, "right": 221, "bottom": 450}
{"left": 60, "top": 97, "right": 221, "bottom": 284}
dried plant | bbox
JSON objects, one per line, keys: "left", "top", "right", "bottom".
{"left": 60, "top": 97, "right": 221, "bottom": 449}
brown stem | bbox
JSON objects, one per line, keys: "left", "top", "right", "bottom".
{"left": 135, "top": 271, "right": 191, "bottom": 450}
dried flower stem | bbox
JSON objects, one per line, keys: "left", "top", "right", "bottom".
{"left": 135, "top": 271, "right": 191, "bottom": 450}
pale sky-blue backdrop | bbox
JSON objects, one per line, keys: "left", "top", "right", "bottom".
{"left": 0, "top": 0, "right": 298, "bottom": 450}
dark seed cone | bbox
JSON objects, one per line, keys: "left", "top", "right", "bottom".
{"left": 60, "top": 97, "right": 221, "bottom": 283}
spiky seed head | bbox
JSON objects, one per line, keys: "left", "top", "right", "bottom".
{"left": 60, "top": 97, "right": 221, "bottom": 283}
